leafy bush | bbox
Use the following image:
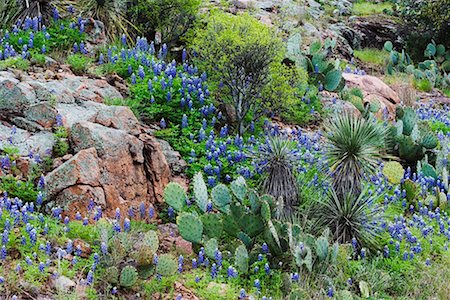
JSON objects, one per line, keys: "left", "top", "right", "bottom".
{"left": 394, "top": 0, "right": 450, "bottom": 50}
{"left": 188, "top": 11, "right": 285, "bottom": 135}
{"left": 325, "top": 114, "right": 386, "bottom": 197}
{"left": 66, "top": 53, "right": 92, "bottom": 75}
{"left": 129, "top": 0, "right": 201, "bottom": 47}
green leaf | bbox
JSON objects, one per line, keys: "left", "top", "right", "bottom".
{"left": 163, "top": 182, "right": 186, "bottom": 212}
{"left": 310, "top": 40, "right": 322, "bottom": 55}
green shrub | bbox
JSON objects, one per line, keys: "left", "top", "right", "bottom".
{"left": 395, "top": 0, "right": 450, "bottom": 54}
{"left": 53, "top": 126, "right": 70, "bottom": 157}
{"left": 0, "top": 57, "right": 30, "bottom": 70}
{"left": 413, "top": 78, "right": 432, "bottom": 92}
{"left": 66, "top": 54, "right": 92, "bottom": 75}
{"left": 129, "top": 0, "right": 201, "bottom": 47}
{"left": 188, "top": 11, "right": 284, "bottom": 135}
{"left": 354, "top": 48, "right": 389, "bottom": 66}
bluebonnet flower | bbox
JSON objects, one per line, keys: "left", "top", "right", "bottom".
{"left": 0, "top": 246, "right": 6, "bottom": 260}
{"left": 124, "top": 218, "right": 131, "bottom": 232}
{"left": 101, "top": 242, "right": 108, "bottom": 255}
{"left": 262, "top": 243, "right": 269, "bottom": 254}
{"left": 160, "top": 118, "right": 167, "bottom": 129}
{"left": 192, "top": 258, "right": 197, "bottom": 269}
{"left": 149, "top": 207, "right": 155, "bottom": 219}
{"left": 86, "top": 270, "right": 94, "bottom": 285}
{"left": 210, "top": 263, "right": 218, "bottom": 279}
{"left": 264, "top": 263, "right": 270, "bottom": 274}
{"left": 239, "top": 289, "right": 246, "bottom": 299}
{"left": 254, "top": 279, "right": 261, "bottom": 290}
{"left": 168, "top": 207, "right": 174, "bottom": 219}
{"left": 291, "top": 273, "right": 299, "bottom": 282}
{"left": 195, "top": 276, "right": 200, "bottom": 283}
{"left": 131, "top": 73, "right": 136, "bottom": 84}
{"left": 327, "top": 287, "right": 334, "bottom": 298}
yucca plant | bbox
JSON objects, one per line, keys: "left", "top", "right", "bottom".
{"left": 0, "top": 0, "right": 54, "bottom": 28}
{"left": 325, "top": 113, "right": 386, "bottom": 197}
{"left": 313, "top": 187, "right": 383, "bottom": 249}
{"left": 60, "top": 0, "right": 135, "bottom": 41}
{"left": 252, "top": 135, "right": 299, "bottom": 217}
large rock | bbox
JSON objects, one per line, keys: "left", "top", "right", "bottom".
{"left": 0, "top": 69, "right": 175, "bottom": 217}
{"left": 343, "top": 73, "right": 400, "bottom": 117}
{"left": 45, "top": 148, "right": 101, "bottom": 198}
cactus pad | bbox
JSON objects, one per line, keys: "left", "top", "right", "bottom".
{"left": 177, "top": 212, "right": 203, "bottom": 243}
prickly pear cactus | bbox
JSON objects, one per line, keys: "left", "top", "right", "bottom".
{"left": 382, "top": 161, "right": 405, "bottom": 184}
{"left": 193, "top": 172, "right": 209, "bottom": 212}
{"left": 234, "top": 244, "right": 249, "bottom": 274}
{"left": 315, "top": 236, "right": 329, "bottom": 262}
{"left": 201, "top": 213, "right": 223, "bottom": 239}
{"left": 130, "top": 246, "right": 153, "bottom": 266}
{"left": 260, "top": 200, "right": 271, "bottom": 222}
{"left": 230, "top": 176, "right": 247, "bottom": 202}
{"left": 439, "top": 192, "right": 448, "bottom": 210}
{"left": 401, "top": 107, "right": 417, "bottom": 136}
{"left": 156, "top": 254, "right": 177, "bottom": 276}
{"left": 421, "top": 162, "right": 437, "bottom": 179}
{"left": 104, "top": 266, "right": 119, "bottom": 284}
{"left": 163, "top": 182, "right": 186, "bottom": 212}
{"left": 176, "top": 212, "right": 203, "bottom": 243}
{"left": 402, "top": 179, "right": 418, "bottom": 205}
{"left": 204, "top": 238, "right": 219, "bottom": 259}
{"left": 421, "top": 132, "right": 439, "bottom": 149}
{"left": 120, "top": 265, "right": 138, "bottom": 287}
{"left": 211, "top": 184, "right": 231, "bottom": 213}
{"left": 142, "top": 230, "right": 159, "bottom": 254}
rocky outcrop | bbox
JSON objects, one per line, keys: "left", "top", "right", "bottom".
{"left": 0, "top": 70, "right": 187, "bottom": 218}
{"left": 343, "top": 73, "right": 400, "bottom": 118}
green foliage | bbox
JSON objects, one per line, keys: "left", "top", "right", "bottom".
{"left": 119, "top": 265, "right": 138, "bottom": 288}
{"left": 188, "top": 11, "right": 284, "bottom": 134}
{"left": 163, "top": 182, "right": 186, "bottom": 212}
{"left": 354, "top": 48, "right": 390, "bottom": 66}
{"left": 156, "top": 254, "right": 178, "bottom": 276}
{"left": 66, "top": 54, "right": 92, "bottom": 75}
{"left": 325, "top": 114, "right": 386, "bottom": 196}
{"left": 0, "top": 57, "right": 30, "bottom": 71}
{"left": 129, "top": 0, "right": 201, "bottom": 47}
{"left": 394, "top": 0, "right": 450, "bottom": 48}
{"left": 53, "top": 126, "right": 70, "bottom": 157}
{"left": 176, "top": 212, "right": 203, "bottom": 243}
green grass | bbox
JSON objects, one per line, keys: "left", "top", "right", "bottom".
{"left": 352, "top": 1, "right": 392, "bottom": 16}
{"left": 354, "top": 48, "right": 389, "bottom": 67}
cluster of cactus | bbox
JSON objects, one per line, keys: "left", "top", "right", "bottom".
{"left": 384, "top": 41, "right": 412, "bottom": 75}
{"left": 164, "top": 172, "right": 280, "bottom": 273}
{"left": 384, "top": 40, "right": 450, "bottom": 89}
{"left": 342, "top": 87, "right": 380, "bottom": 118}
{"left": 389, "top": 107, "right": 438, "bottom": 164}
{"left": 102, "top": 229, "right": 160, "bottom": 287}
{"left": 286, "top": 36, "right": 343, "bottom": 92}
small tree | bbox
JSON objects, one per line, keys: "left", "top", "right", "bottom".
{"left": 189, "top": 11, "right": 284, "bottom": 135}
{"left": 129, "top": 0, "right": 201, "bottom": 48}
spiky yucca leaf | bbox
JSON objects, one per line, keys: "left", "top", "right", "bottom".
{"left": 325, "top": 114, "right": 386, "bottom": 197}
{"left": 59, "top": 0, "right": 136, "bottom": 41}
{"left": 314, "top": 188, "right": 383, "bottom": 249}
